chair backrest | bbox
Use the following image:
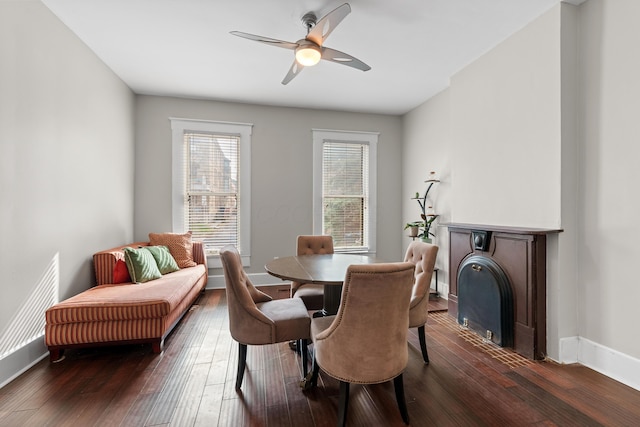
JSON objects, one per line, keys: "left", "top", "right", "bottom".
{"left": 220, "top": 245, "right": 275, "bottom": 344}
{"left": 292, "top": 235, "right": 334, "bottom": 293}
{"left": 314, "top": 262, "right": 415, "bottom": 384}
{"left": 404, "top": 241, "right": 439, "bottom": 327}
{"left": 297, "top": 235, "right": 334, "bottom": 255}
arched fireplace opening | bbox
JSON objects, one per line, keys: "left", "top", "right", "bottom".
{"left": 457, "top": 255, "right": 513, "bottom": 347}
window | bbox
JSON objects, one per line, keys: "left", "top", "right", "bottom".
{"left": 171, "top": 118, "right": 252, "bottom": 267}
{"left": 312, "top": 129, "right": 377, "bottom": 253}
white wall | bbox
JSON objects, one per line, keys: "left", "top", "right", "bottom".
{"left": 450, "top": 7, "right": 562, "bottom": 229}
{"left": 402, "top": 89, "right": 452, "bottom": 294}
{"left": 403, "top": 0, "right": 640, "bottom": 390}
{"left": 134, "top": 96, "right": 404, "bottom": 277}
{"left": 577, "top": 0, "right": 640, "bottom": 362}
{"left": 0, "top": 1, "right": 135, "bottom": 387}
{"left": 403, "top": 5, "right": 565, "bottom": 301}
{"left": 552, "top": 1, "right": 580, "bottom": 365}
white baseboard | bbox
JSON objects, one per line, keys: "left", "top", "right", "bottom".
{"left": 206, "top": 273, "right": 286, "bottom": 289}
{"left": 559, "top": 336, "right": 640, "bottom": 391}
{"left": 435, "top": 282, "right": 449, "bottom": 299}
{"left": 559, "top": 336, "right": 579, "bottom": 363}
{"left": 0, "top": 337, "right": 48, "bottom": 389}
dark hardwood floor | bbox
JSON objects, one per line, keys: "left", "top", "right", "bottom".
{"left": 1, "top": 287, "right": 639, "bottom": 426}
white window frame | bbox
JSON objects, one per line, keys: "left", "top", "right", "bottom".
{"left": 312, "top": 128, "right": 377, "bottom": 254}
{"left": 170, "top": 118, "right": 252, "bottom": 268}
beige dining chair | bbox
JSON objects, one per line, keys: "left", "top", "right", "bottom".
{"left": 404, "top": 240, "right": 439, "bottom": 364}
{"left": 308, "top": 262, "right": 415, "bottom": 426}
{"left": 291, "top": 235, "right": 334, "bottom": 310}
{"left": 220, "top": 245, "right": 311, "bottom": 390}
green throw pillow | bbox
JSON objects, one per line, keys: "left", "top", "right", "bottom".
{"left": 123, "top": 247, "right": 162, "bottom": 283}
{"left": 146, "top": 245, "right": 180, "bottom": 274}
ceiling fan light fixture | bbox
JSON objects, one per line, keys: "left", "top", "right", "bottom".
{"left": 295, "top": 44, "right": 321, "bottom": 66}
{"left": 232, "top": 4, "right": 370, "bottom": 84}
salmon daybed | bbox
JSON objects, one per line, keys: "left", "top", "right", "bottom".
{"left": 45, "top": 238, "right": 208, "bottom": 362}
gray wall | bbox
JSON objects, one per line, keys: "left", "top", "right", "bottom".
{"left": 4, "top": 0, "right": 639, "bottom": 394}
{"left": 0, "top": 1, "right": 135, "bottom": 386}
{"left": 134, "top": 96, "right": 404, "bottom": 277}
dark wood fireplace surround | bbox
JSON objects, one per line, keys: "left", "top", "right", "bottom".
{"left": 447, "top": 223, "right": 561, "bottom": 360}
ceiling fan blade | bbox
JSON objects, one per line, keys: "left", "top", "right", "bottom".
{"left": 282, "top": 61, "right": 304, "bottom": 85}
{"left": 321, "top": 47, "right": 371, "bottom": 71}
{"left": 306, "top": 3, "right": 351, "bottom": 46}
{"left": 230, "top": 31, "right": 298, "bottom": 50}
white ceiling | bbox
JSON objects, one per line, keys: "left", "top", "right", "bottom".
{"left": 42, "top": 0, "right": 570, "bottom": 115}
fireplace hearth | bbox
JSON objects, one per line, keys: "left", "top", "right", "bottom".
{"left": 447, "top": 223, "right": 561, "bottom": 360}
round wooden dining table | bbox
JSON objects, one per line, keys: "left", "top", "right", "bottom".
{"left": 264, "top": 253, "right": 381, "bottom": 316}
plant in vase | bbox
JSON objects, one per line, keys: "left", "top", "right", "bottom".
{"left": 418, "top": 213, "right": 438, "bottom": 243}
{"left": 406, "top": 172, "right": 440, "bottom": 242}
{"left": 404, "top": 221, "right": 421, "bottom": 237}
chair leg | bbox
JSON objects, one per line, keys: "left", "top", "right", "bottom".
{"left": 300, "top": 339, "right": 308, "bottom": 377}
{"left": 236, "top": 343, "right": 247, "bottom": 390}
{"left": 337, "top": 381, "right": 350, "bottom": 427}
{"left": 393, "top": 374, "right": 410, "bottom": 425}
{"left": 300, "top": 348, "right": 317, "bottom": 390}
{"left": 310, "top": 354, "right": 320, "bottom": 388}
{"left": 418, "top": 325, "right": 430, "bottom": 364}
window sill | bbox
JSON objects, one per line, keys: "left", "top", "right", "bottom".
{"left": 334, "top": 248, "right": 375, "bottom": 255}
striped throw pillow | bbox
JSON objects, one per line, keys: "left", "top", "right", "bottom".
{"left": 123, "top": 247, "right": 162, "bottom": 283}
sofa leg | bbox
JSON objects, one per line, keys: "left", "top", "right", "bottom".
{"left": 49, "top": 348, "right": 64, "bottom": 363}
{"left": 151, "top": 340, "right": 164, "bottom": 354}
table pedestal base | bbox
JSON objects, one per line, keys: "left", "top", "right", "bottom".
{"left": 312, "top": 284, "right": 342, "bottom": 317}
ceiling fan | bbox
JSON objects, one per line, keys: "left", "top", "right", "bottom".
{"left": 230, "top": 3, "right": 371, "bottom": 85}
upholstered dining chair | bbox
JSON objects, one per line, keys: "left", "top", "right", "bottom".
{"left": 220, "top": 245, "right": 311, "bottom": 390}
{"left": 291, "top": 235, "right": 334, "bottom": 310}
{"left": 404, "top": 240, "right": 439, "bottom": 364}
{"left": 308, "top": 262, "right": 415, "bottom": 427}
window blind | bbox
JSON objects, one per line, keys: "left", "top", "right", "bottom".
{"left": 184, "top": 132, "right": 240, "bottom": 254}
{"left": 322, "top": 141, "right": 369, "bottom": 250}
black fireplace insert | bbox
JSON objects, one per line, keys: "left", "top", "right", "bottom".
{"left": 457, "top": 255, "right": 513, "bottom": 347}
